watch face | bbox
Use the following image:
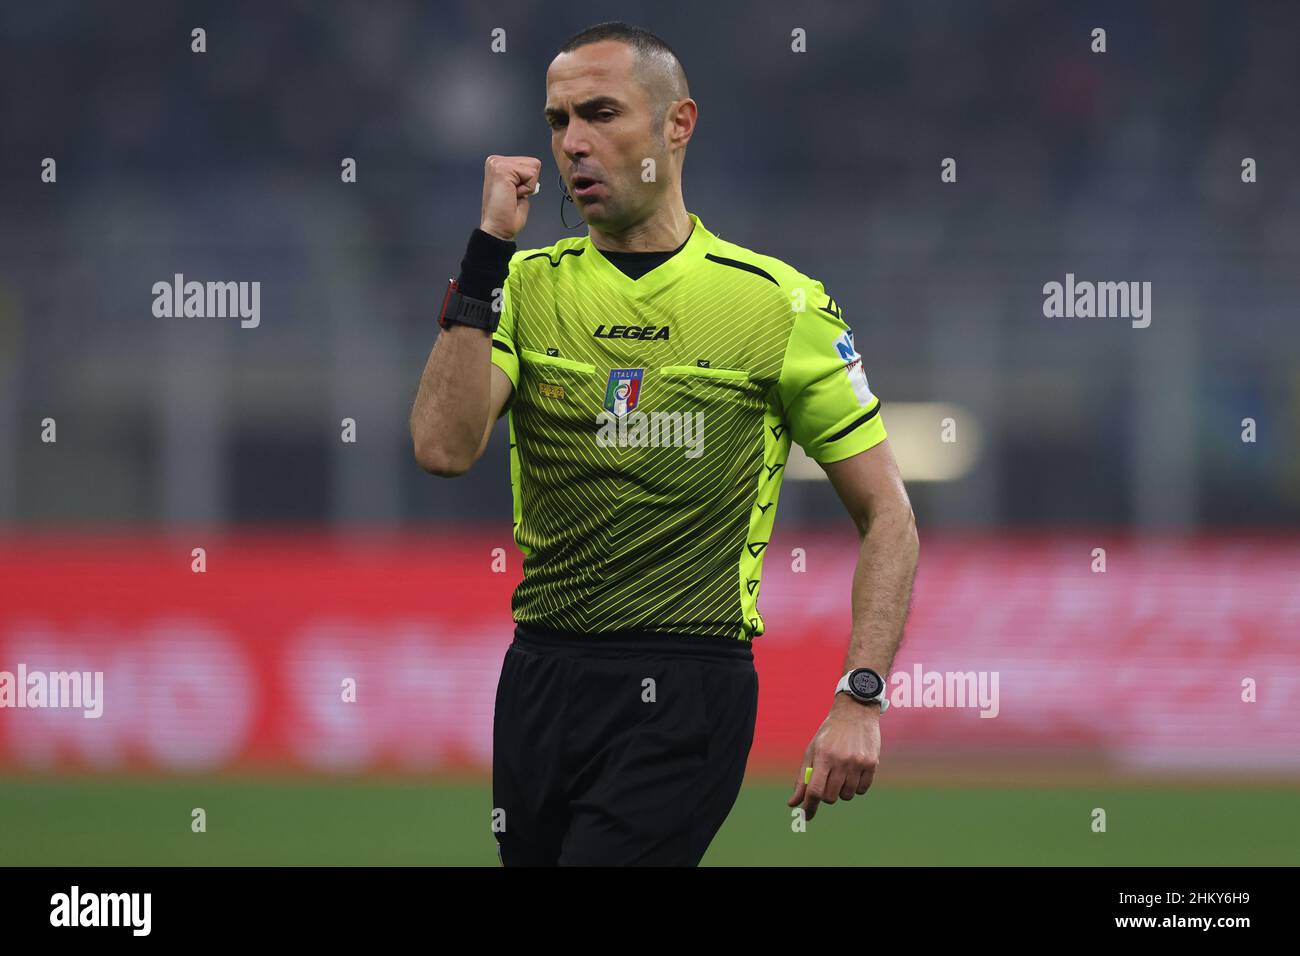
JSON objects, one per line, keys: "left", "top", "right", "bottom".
{"left": 849, "top": 669, "right": 883, "bottom": 699}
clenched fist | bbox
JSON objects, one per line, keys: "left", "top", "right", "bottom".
{"left": 480, "top": 155, "right": 543, "bottom": 242}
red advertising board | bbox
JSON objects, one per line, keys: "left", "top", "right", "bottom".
{"left": 1, "top": 530, "right": 1296, "bottom": 774}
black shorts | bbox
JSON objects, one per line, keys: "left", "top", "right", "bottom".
{"left": 492, "top": 623, "right": 759, "bottom": 866}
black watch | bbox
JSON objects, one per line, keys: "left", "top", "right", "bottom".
{"left": 438, "top": 278, "right": 499, "bottom": 333}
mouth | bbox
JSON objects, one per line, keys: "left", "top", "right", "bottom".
{"left": 571, "top": 176, "right": 603, "bottom": 199}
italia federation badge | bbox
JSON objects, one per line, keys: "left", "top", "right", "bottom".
{"left": 603, "top": 368, "right": 644, "bottom": 416}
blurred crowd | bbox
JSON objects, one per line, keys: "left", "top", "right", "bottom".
{"left": 1, "top": 0, "right": 1296, "bottom": 529}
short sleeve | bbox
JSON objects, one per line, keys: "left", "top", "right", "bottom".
{"left": 489, "top": 253, "right": 522, "bottom": 393}
{"left": 776, "top": 282, "right": 886, "bottom": 464}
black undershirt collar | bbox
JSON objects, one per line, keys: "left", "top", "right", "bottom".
{"left": 595, "top": 225, "right": 694, "bottom": 280}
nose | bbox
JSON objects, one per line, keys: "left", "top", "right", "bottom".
{"left": 560, "top": 119, "right": 591, "bottom": 162}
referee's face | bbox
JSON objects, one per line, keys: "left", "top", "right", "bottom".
{"left": 545, "top": 41, "right": 673, "bottom": 233}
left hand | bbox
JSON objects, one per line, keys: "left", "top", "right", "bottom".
{"left": 787, "top": 695, "right": 881, "bottom": 821}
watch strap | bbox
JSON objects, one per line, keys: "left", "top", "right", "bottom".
{"left": 438, "top": 278, "right": 499, "bottom": 333}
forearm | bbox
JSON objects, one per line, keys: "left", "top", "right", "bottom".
{"left": 409, "top": 228, "right": 515, "bottom": 475}
{"left": 842, "top": 504, "right": 919, "bottom": 676}
{"left": 409, "top": 324, "right": 494, "bottom": 474}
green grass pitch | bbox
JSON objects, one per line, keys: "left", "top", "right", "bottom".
{"left": 1, "top": 775, "right": 1295, "bottom": 866}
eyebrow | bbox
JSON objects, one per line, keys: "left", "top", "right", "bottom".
{"left": 543, "top": 95, "right": 624, "bottom": 124}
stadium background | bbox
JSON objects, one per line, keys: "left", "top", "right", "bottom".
{"left": 1, "top": 0, "right": 1297, "bottom": 865}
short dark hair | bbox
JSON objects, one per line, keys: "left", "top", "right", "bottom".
{"left": 557, "top": 22, "right": 690, "bottom": 133}
{"left": 558, "top": 21, "right": 681, "bottom": 66}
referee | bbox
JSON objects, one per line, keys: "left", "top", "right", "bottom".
{"left": 410, "top": 22, "right": 919, "bottom": 866}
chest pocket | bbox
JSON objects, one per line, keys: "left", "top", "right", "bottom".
{"left": 518, "top": 348, "right": 602, "bottom": 428}
{"left": 657, "top": 365, "right": 750, "bottom": 382}
{"left": 652, "top": 364, "right": 757, "bottom": 413}
{"left": 520, "top": 348, "right": 598, "bottom": 377}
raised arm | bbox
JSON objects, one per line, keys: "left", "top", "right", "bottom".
{"left": 410, "top": 155, "right": 540, "bottom": 476}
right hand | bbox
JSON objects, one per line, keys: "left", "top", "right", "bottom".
{"left": 480, "top": 155, "right": 542, "bottom": 241}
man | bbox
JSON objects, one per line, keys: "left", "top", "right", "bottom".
{"left": 409, "top": 21, "right": 918, "bottom": 866}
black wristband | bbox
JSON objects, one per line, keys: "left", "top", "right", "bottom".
{"left": 456, "top": 228, "right": 516, "bottom": 302}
